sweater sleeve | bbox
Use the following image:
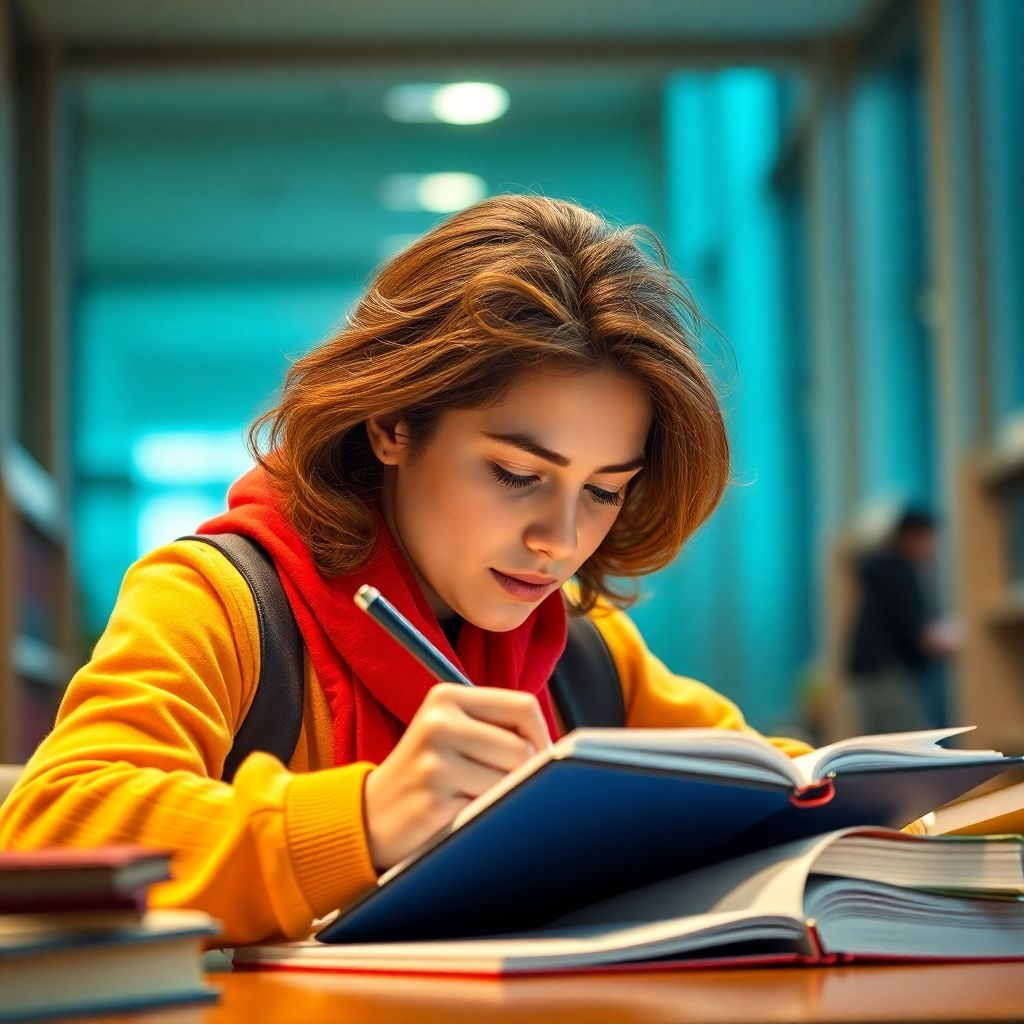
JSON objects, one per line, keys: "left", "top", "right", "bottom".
{"left": 0, "top": 542, "right": 378, "bottom": 946}
{"left": 587, "top": 599, "right": 813, "bottom": 758}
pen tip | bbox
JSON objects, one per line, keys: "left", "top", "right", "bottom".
{"left": 353, "top": 584, "right": 379, "bottom": 611}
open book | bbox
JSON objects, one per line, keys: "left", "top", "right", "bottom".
{"left": 317, "top": 726, "right": 1017, "bottom": 945}
{"left": 235, "top": 828, "right": 1024, "bottom": 975}
{"left": 447, "top": 725, "right": 1005, "bottom": 831}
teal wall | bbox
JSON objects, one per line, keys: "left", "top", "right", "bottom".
{"left": 637, "top": 71, "right": 815, "bottom": 730}
{"left": 71, "top": 77, "right": 668, "bottom": 642}
{"left": 73, "top": 55, "right": 1007, "bottom": 734}
{"left": 847, "top": 59, "right": 935, "bottom": 505}
{"left": 71, "top": 71, "right": 841, "bottom": 732}
{"left": 73, "top": 282, "right": 355, "bottom": 631}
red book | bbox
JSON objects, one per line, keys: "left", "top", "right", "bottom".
{"left": 0, "top": 846, "right": 171, "bottom": 914}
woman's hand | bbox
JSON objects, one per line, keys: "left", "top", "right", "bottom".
{"left": 363, "top": 684, "right": 550, "bottom": 872}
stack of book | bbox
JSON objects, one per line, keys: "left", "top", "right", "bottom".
{"left": 0, "top": 846, "right": 218, "bottom": 1021}
{"left": 236, "top": 726, "right": 1024, "bottom": 976}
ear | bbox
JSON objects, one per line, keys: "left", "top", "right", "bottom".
{"left": 365, "top": 413, "right": 411, "bottom": 466}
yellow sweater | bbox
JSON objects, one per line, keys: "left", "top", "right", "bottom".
{"left": 0, "top": 540, "right": 810, "bottom": 945}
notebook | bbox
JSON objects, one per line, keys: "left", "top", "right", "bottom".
{"left": 317, "top": 726, "right": 1018, "bottom": 943}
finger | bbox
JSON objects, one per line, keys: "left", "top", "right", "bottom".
{"left": 430, "top": 685, "right": 551, "bottom": 754}
{"left": 443, "top": 714, "right": 538, "bottom": 773}
{"left": 441, "top": 749, "right": 511, "bottom": 802}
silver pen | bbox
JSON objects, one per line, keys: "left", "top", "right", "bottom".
{"left": 353, "top": 584, "right": 475, "bottom": 687}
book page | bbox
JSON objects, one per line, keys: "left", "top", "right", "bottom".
{"left": 551, "top": 825, "right": 1024, "bottom": 932}
{"left": 796, "top": 726, "right": 999, "bottom": 783}
{"left": 807, "top": 877, "right": 1024, "bottom": 959}
{"left": 236, "top": 909, "right": 807, "bottom": 973}
{"left": 556, "top": 833, "right": 834, "bottom": 927}
{"left": 566, "top": 728, "right": 796, "bottom": 784}
{"left": 810, "top": 830, "right": 1024, "bottom": 893}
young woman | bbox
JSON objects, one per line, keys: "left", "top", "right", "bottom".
{"left": 0, "top": 194, "right": 809, "bottom": 945}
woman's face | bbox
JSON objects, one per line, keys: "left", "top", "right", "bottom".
{"left": 370, "top": 366, "right": 652, "bottom": 632}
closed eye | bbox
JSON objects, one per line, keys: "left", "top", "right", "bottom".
{"left": 489, "top": 463, "right": 537, "bottom": 489}
{"left": 585, "top": 486, "right": 625, "bottom": 507}
{"left": 488, "top": 463, "right": 625, "bottom": 507}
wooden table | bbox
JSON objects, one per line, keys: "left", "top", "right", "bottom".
{"left": 112, "top": 962, "right": 1024, "bottom": 1023}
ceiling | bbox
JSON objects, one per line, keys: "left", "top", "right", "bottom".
{"left": 20, "top": 0, "right": 885, "bottom": 49}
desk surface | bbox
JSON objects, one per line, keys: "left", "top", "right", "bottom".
{"left": 118, "top": 963, "right": 1024, "bottom": 1024}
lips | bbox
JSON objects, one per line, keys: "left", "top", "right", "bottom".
{"left": 501, "top": 572, "right": 558, "bottom": 585}
{"left": 490, "top": 568, "right": 559, "bottom": 601}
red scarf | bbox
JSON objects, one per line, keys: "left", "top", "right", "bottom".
{"left": 197, "top": 467, "right": 567, "bottom": 765}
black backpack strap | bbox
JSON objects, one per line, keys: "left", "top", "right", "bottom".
{"left": 548, "top": 612, "right": 626, "bottom": 730}
{"left": 178, "top": 533, "right": 305, "bottom": 782}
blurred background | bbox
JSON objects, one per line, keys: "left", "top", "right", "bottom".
{"left": 0, "top": 0, "right": 1021, "bottom": 760}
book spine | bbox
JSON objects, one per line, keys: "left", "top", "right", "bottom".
{"left": 0, "top": 891, "right": 148, "bottom": 914}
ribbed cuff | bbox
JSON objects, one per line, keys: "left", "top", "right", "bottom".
{"left": 284, "top": 761, "right": 378, "bottom": 918}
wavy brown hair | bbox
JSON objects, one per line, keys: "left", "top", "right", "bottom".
{"left": 251, "top": 193, "right": 730, "bottom": 613}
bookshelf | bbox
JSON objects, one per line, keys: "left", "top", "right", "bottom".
{"left": 0, "top": 12, "right": 75, "bottom": 763}
{"left": 956, "top": 446, "right": 1024, "bottom": 755}
{"left": 1, "top": 447, "right": 74, "bottom": 761}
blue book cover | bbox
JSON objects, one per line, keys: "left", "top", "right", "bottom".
{"left": 318, "top": 727, "right": 1018, "bottom": 944}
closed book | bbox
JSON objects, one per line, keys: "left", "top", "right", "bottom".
{"left": 928, "top": 779, "right": 1024, "bottom": 837}
{"left": 235, "top": 828, "right": 1024, "bottom": 976}
{"left": 0, "top": 908, "right": 219, "bottom": 1021}
{"left": 317, "top": 726, "right": 1018, "bottom": 944}
{"left": 0, "top": 846, "right": 171, "bottom": 914}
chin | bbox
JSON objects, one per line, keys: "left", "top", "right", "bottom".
{"left": 461, "top": 603, "right": 535, "bottom": 634}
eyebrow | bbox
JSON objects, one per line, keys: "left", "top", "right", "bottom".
{"left": 483, "top": 432, "right": 646, "bottom": 474}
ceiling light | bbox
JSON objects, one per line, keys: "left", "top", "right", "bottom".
{"left": 384, "top": 82, "right": 509, "bottom": 125}
{"left": 379, "top": 173, "right": 487, "bottom": 213}
{"left": 431, "top": 83, "right": 509, "bottom": 125}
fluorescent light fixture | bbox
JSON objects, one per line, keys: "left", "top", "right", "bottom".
{"left": 432, "top": 83, "right": 509, "bottom": 125}
{"left": 418, "top": 173, "right": 487, "bottom": 213}
{"left": 132, "top": 431, "right": 253, "bottom": 485}
{"left": 384, "top": 82, "right": 509, "bottom": 125}
{"left": 379, "top": 173, "right": 487, "bottom": 214}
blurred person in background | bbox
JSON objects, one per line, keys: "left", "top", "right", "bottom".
{"left": 846, "top": 507, "right": 962, "bottom": 734}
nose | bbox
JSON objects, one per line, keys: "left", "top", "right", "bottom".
{"left": 523, "top": 492, "right": 578, "bottom": 562}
